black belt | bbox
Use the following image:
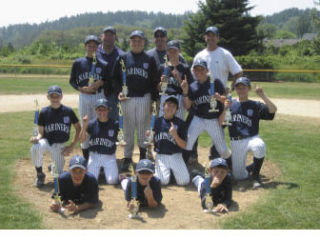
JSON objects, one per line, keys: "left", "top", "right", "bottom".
{"left": 230, "top": 136, "right": 247, "bottom": 141}
{"left": 87, "top": 90, "right": 102, "bottom": 95}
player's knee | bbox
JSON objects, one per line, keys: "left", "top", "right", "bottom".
{"left": 106, "top": 176, "right": 118, "bottom": 185}
{"left": 220, "top": 148, "right": 231, "bottom": 159}
{"left": 160, "top": 175, "right": 170, "bottom": 185}
{"left": 232, "top": 169, "right": 249, "bottom": 181}
{"left": 176, "top": 175, "right": 190, "bottom": 186}
{"left": 252, "top": 141, "right": 266, "bottom": 159}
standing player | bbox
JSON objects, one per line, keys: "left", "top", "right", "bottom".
{"left": 219, "top": 77, "right": 277, "bottom": 188}
{"left": 69, "top": 35, "right": 109, "bottom": 162}
{"left": 96, "top": 26, "right": 125, "bottom": 121}
{"left": 113, "top": 30, "right": 159, "bottom": 172}
{"left": 158, "top": 40, "right": 193, "bottom": 120}
{"left": 181, "top": 59, "right": 231, "bottom": 164}
{"left": 30, "top": 85, "right": 81, "bottom": 187}
{"left": 152, "top": 97, "right": 190, "bottom": 186}
{"left": 50, "top": 155, "right": 99, "bottom": 214}
{"left": 79, "top": 99, "right": 119, "bottom": 184}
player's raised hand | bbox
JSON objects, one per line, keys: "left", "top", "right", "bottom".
{"left": 214, "top": 92, "right": 226, "bottom": 103}
{"left": 82, "top": 114, "right": 89, "bottom": 126}
{"left": 172, "top": 68, "right": 182, "bottom": 84}
{"left": 255, "top": 84, "right": 265, "bottom": 98}
{"left": 224, "top": 98, "right": 232, "bottom": 109}
{"left": 181, "top": 79, "right": 188, "bottom": 94}
{"left": 144, "top": 182, "right": 153, "bottom": 198}
{"left": 169, "top": 122, "right": 177, "bottom": 137}
{"left": 63, "top": 146, "right": 73, "bottom": 156}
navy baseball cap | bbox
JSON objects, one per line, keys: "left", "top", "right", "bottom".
{"left": 84, "top": 35, "right": 100, "bottom": 45}
{"left": 167, "top": 40, "right": 180, "bottom": 50}
{"left": 210, "top": 158, "right": 228, "bottom": 169}
{"left": 193, "top": 59, "right": 208, "bottom": 69}
{"left": 235, "top": 77, "right": 251, "bottom": 87}
{"left": 136, "top": 159, "right": 155, "bottom": 173}
{"left": 69, "top": 155, "right": 87, "bottom": 170}
{"left": 154, "top": 27, "right": 167, "bottom": 36}
{"left": 95, "top": 98, "right": 110, "bottom": 109}
{"left": 130, "top": 30, "right": 145, "bottom": 39}
{"left": 205, "top": 26, "right": 219, "bottom": 36}
{"left": 47, "top": 85, "right": 62, "bottom": 96}
{"left": 164, "top": 96, "right": 179, "bottom": 108}
{"left": 102, "top": 26, "right": 116, "bottom": 34}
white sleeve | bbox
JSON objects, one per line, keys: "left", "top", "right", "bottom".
{"left": 225, "top": 51, "right": 242, "bottom": 76}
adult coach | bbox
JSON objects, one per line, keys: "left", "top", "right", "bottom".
{"left": 113, "top": 30, "right": 159, "bottom": 172}
{"left": 50, "top": 155, "right": 99, "bottom": 214}
{"left": 96, "top": 26, "right": 125, "bottom": 121}
{"left": 69, "top": 35, "right": 109, "bottom": 162}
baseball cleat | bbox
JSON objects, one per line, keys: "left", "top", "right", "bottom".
{"left": 146, "top": 148, "right": 154, "bottom": 161}
{"left": 252, "top": 177, "right": 263, "bottom": 189}
{"left": 120, "top": 158, "right": 132, "bottom": 173}
{"left": 34, "top": 173, "right": 46, "bottom": 188}
{"left": 191, "top": 169, "right": 204, "bottom": 180}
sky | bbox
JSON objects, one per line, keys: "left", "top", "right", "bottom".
{"left": 0, "top": 0, "right": 318, "bottom": 28}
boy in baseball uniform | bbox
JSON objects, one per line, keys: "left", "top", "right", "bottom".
{"left": 79, "top": 98, "right": 119, "bottom": 184}
{"left": 192, "top": 158, "right": 232, "bottom": 213}
{"left": 152, "top": 96, "right": 190, "bottom": 185}
{"left": 30, "top": 85, "right": 81, "bottom": 187}
{"left": 219, "top": 77, "right": 277, "bottom": 188}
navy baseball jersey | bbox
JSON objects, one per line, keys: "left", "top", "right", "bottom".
{"left": 87, "top": 118, "right": 119, "bottom": 155}
{"left": 159, "top": 62, "right": 194, "bottom": 96}
{"left": 200, "top": 174, "right": 232, "bottom": 209}
{"left": 55, "top": 171, "right": 99, "bottom": 205}
{"left": 153, "top": 116, "right": 187, "bottom": 154}
{"left": 113, "top": 51, "right": 159, "bottom": 100}
{"left": 147, "top": 48, "right": 186, "bottom": 70}
{"left": 125, "top": 176, "right": 162, "bottom": 207}
{"left": 228, "top": 100, "right": 275, "bottom": 138}
{"left": 38, "top": 105, "right": 79, "bottom": 145}
{"left": 188, "top": 77, "right": 226, "bottom": 119}
{"left": 69, "top": 56, "right": 109, "bottom": 94}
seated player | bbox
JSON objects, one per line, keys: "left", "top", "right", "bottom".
{"left": 152, "top": 96, "right": 190, "bottom": 185}
{"left": 120, "top": 159, "right": 162, "bottom": 210}
{"left": 50, "top": 155, "right": 99, "bottom": 214}
{"left": 219, "top": 77, "right": 277, "bottom": 188}
{"left": 191, "top": 158, "right": 232, "bottom": 213}
{"left": 30, "top": 85, "right": 81, "bottom": 187}
{"left": 79, "top": 98, "right": 119, "bottom": 184}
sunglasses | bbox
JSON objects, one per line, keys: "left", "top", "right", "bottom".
{"left": 155, "top": 34, "right": 165, "bottom": 38}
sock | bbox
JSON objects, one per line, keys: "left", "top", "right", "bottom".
{"left": 139, "top": 147, "right": 146, "bottom": 160}
{"left": 252, "top": 157, "right": 264, "bottom": 180}
{"left": 209, "top": 145, "right": 220, "bottom": 159}
{"left": 36, "top": 167, "right": 43, "bottom": 175}
{"left": 82, "top": 148, "right": 89, "bottom": 165}
{"left": 226, "top": 156, "right": 232, "bottom": 172}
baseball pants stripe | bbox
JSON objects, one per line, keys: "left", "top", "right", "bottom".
{"left": 159, "top": 94, "right": 186, "bottom": 120}
{"left": 30, "top": 139, "right": 65, "bottom": 174}
{"left": 231, "top": 135, "right": 266, "bottom": 180}
{"left": 121, "top": 93, "right": 152, "bottom": 158}
{"left": 79, "top": 91, "right": 105, "bottom": 149}
{"left": 87, "top": 152, "right": 119, "bottom": 184}
{"left": 186, "top": 116, "right": 231, "bottom": 159}
{"left": 155, "top": 153, "right": 190, "bottom": 185}
{"left": 192, "top": 175, "right": 204, "bottom": 195}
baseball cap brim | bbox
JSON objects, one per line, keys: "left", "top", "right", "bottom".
{"left": 69, "top": 164, "right": 86, "bottom": 170}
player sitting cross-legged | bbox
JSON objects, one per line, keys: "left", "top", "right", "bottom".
{"left": 30, "top": 85, "right": 81, "bottom": 188}
{"left": 219, "top": 77, "right": 277, "bottom": 188}
{"left": 79, "top": 98, "right": 119, "bottom": 184}
{"left": 151, "top": 96, "right": 190, "bottom": 185}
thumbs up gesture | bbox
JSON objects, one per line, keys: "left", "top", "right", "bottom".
{"left": 169, "top": 122, "right": 177, "bottom": 138}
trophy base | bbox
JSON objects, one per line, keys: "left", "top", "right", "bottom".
{"left": 116, "top": 141, "right": 127, "bottom": 146}
{"left": 121, "top": 97, "right": 130, "bottom": 100}
{"left": 203, "top": 209, "right": 217, "bottom": 214}
{"left": 159, "top": 93, "right": 167, "bottom": 96}
{"left": 209, "top": 109, "right": 219, "bottom": 113}
{"left": 223, "top": 122, "right": 232, "bottom": 126}
{"left": 143, "top": 141, "right": 153, "bottom": 146}
{"left": 128, "top": 213, "right": 141, "bottom": 219}
{"left": 59, "top": 207, "right": 65, "bottom": 214}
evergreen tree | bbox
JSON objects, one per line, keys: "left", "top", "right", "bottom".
{"left": 183, "top": 0, "right": 263, "bottom": 57}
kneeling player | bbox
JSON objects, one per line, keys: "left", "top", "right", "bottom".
{"left": 79, "top": 98, "right": 119, "bottom": 184}
{"left": 219, "top": 77, "right": 277, "bottom": 188}
{"left": 120, "top": 159, "right": 162, "bottom": 210}
{"left": 152, "top": 96, "right": 190, "bottom": 185}
{"left": 30, "top": 85, "right": 81, "bottom": 187}
{"left": 50, "top": 155, "right": 99, "bottom": 214}
{"left": 192, "top": 158, "right": 232, "bottom": 213}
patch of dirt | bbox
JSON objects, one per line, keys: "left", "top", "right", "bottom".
{"left": 14, "top": 147, "right": 281, "bottom": 229}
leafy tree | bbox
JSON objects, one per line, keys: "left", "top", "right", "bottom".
{"left": 257, "top": 24, "right": 277, "bottom": 39}
{"left": 275, "top": 30, "right": 296, "bottom": 39}
{"left": 182, "top": 0, "right": 263, "bottom": 57}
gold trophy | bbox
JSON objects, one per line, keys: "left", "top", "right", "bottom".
{"left": 116, "top": 103, "right": 126, "bottom": 146}
{"left": 32, "top": 99, "right": 40, "bottom": 137}
{"left": 52, "top": 162, "right": 65, "bottom": 214}
{"left": 159, "top": 55, "right": 169, "bottom": 96}
{"left": 203, "top": 167, "right": 215, "bottom": 213}
{"left": 209, "top": 74, "right": 219, "bottom": 113}
{"left": 144, "top": 101, "right": 157, "bottom": 146}
{"left": 89, "top": 52, "right": 97, "bottom": 86}
{"left": 128, "top": 165, "right": 140, "bottom": 219}
{"left": 223, "top": 92, "right": 232, "bottom": 126}
{"left": 120, "top": 59, "right": 129, "bottom": 99}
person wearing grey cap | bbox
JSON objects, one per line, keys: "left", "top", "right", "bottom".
{"left": 219, "top": 77, "right": 277, "bottom": 188}
{"left": 69, "top": 34, "right": 110, "bottom": 162}
{"left": 120, "top": 159, "right": 162, "bottom": 209}
{"left": 30, "top": 85, "right": 81, "bottom": 188}
{"left": 96, "top": 26, "right": 125, "bottom": 122}
{"left": 79, "top": 98, "right": 119, "bottom": 184}
{"left": 50, "top": 155, "right": 99, "bottom": 214}
{"left": 112, "top": 30, "right": 160, "bottom": 173}
{"left": 191, "top": 158, "right": 232, "bottom": 213}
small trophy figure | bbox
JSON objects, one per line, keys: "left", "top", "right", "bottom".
{"left": 52, "top": 162, "right": 65, "bottom": 214}
{"left": 144, "top": 102, "right": 157, "bottom": 146}
{"left": 32, "top": 99, "right": 40, "bottom": 137}
{"left": 203, "top": 167, "right": 215, "bottom": 213}
{"left": 209, "top": 74, "right": 219, "bottom": 113}
{"left": 128, "top": 166, "right": 140, "bottom": 219}
{"left": 159, "top": 55, "right": 169, "bottom": 96}
{"left": 120, "top": 59, "right": 130, "bottom": 99}
{"left": 89, "top": 52, "right": 97, "bottom": 86}
{"left": 117, "top": 103, "right": 127, "bottom": 146}
{"left": 223, "top": 93, "right": 232, "bottom": 126}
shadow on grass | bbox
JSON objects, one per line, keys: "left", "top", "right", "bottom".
{"left": 142, "top": 203, "right": 168, "bottom": 219}
{"left": 78, "top": 200, "right": 103, "bottom": 219}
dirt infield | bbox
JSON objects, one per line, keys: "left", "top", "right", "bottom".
{"left": 1, "top": 94, "right": 320, "bottom": 118}
{"left": 14, "top": 148, "right": 280, "bottom": 229}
